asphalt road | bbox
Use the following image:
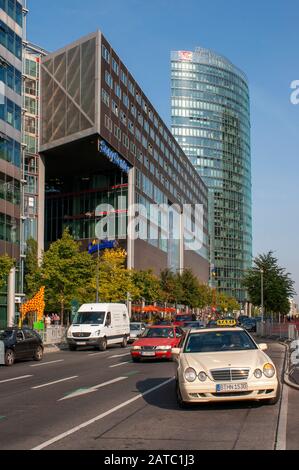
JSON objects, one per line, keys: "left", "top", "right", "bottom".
{"left": 0, "top": 340, "right": 298, "bottom": 451}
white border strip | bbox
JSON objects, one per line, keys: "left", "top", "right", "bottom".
{"left": 31, "top": 376, "right": 78, "bottom": 390}
{"left": 0, "top": 375, "right": 33, "bottom": 384}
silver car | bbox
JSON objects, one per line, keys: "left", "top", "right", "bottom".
{"left": 129, "top": 322, "right": 146, "bottom": 343}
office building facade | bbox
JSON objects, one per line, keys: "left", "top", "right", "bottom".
{"left": 171, "top": 48, "right": 252, "bottom": 301}
{"left": 0, "top": 0, "right": 23, "bottom": 326}
{"left": 40, "top": 32, "right": 210, "bottom": 282}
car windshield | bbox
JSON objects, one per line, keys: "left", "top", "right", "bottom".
{"left": 130, "top": 324, "right": 141, "bottom": 331}
{"left": 184, "top": 331, "right": 257, "bottom": 353}
{"left": 0, "top": 330, "right": 14, "bottom": 340}
{"left": 73, "top": 312, "right": 106, "bottom": 325}
{"left": 142, "top": 328, "right": 174, "bottom": 338}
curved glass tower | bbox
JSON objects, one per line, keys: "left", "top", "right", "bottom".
{"left": 171, "top": 48, "right": 252, "bottom": 302}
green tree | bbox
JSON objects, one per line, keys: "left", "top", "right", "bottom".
{"left": 243, "top": 251, "right": 296, "bottom": 315}
{"left": 41, "top": 229, "right": 96, "bottom": 319}
{"left": 131, "top": 270, "right": 161, "bottom": 303}
{"left": 97, "top": 248, "right": 139, "bottom": 302}
{"left": 24, "top": 238, "right": 42, "bottom": 298}
{"left": 0, "top": 254, "right": 14, "bottom": 291}
{"left": 178, "top": 269, "right": 202, "bottom": 308}
{"left": 216, "top": 292, "right": 240, "bottom": 313}
{"left": 160, "top": 269, "right": 183, "bottom": 305}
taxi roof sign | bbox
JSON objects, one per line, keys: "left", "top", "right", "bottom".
{"left": 216, "top": 319, "right": 237, "bottom": 327}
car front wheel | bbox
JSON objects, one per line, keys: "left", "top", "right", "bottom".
{"left": 5, "top": 349, "right": 15, "bottom": 367}
{"left": 98, "top": 338, "right": 107, "bottom": 351}
{"left": 176, "top": 380, "right": 187, "bottom": 408}
{"left": 264, "top": 381, "right": 281, "bottom": 406}
{"left": 121, "top": 336, "right": 128, "bottom": 348}
{"left": 34, "top": 346, "right": 43, "bottom": 361}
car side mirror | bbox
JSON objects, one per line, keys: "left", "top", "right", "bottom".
{"left": 258, "top": 343, "right": 268, "bottom": 351}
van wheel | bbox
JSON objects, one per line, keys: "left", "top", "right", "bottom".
{"left": 5, "top": 349, "right": 15, "bottom": 367}
{"left": 98, "top": 338, "right": 107, "bottom": 351}
{"left": 121, "top": 336, "right": 128, "bottom": 348}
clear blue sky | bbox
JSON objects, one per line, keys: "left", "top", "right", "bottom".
{"left": 27, "top": 0, "right": 299, "bottom": 299}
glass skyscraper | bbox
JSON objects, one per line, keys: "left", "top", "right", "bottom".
{"left": 171, "top": 48, "right": 252, "bottom": 302}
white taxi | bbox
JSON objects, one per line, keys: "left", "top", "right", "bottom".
{"left": 173, "top": 322, "right": 280, "bottom": 406}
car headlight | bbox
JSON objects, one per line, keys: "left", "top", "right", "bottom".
{"left": 263, "top": 363, "right": 275, "bottom": 378}
{"left": 67, "top": 330, "right": 72, "bottom": 338}
{"left": 132, "top": 346, "right": 141, "bottom": 350}
{"left": 254, "top": 368, "right": 263, "bottom": 379}
{"left": 158, "top": 345, "right": 172, "bottom": 351}
{"left": 184, "top": 368, "right": 197, "bottom": 382}
{"left": 198, "top": 372, "right": 207, "bottom": 382}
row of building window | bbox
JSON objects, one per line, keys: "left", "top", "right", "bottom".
{"left": 102, "top": 91, "right": 207, "bottom": 200}
{"left": 0, "top": 20, "right": 22, "bottom": 60}
{"left": 103, "top": 114, "right": 206, "bottom": 205}
{"left": 24, "top": 58, "right": 39, "bottom": 79}
{"left": 0, "top": 62, "right": 22, "bottom": 95}
{"left": 0, "top": 137, "right": 20, "bottom": 166}
{"left": 0, "top": 0, "right": 23, "bottom": 27}
{"left": 0, "top": 97, "right": 21, "bottom": 130}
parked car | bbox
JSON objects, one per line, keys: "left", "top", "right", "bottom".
{"left": 182, "top": 321, "right": 205, "bottom": 331}
{"left": 131, "top": 325, "right": 184, "bottom": 362}
{"left": 67, "top": 303, "right": 130, "bottom": 351}
{"left": 241, "top": 318, "right": 257, "bottom": 332}
{"left": 0, "top": 327, "right": 44, "bottom": 367}
{"left": 129, "top": 322, "right": 146, "bottom": 343}
{"left": 173, "top": 314, "right": 193, "bottom": 326}
{"left": 237, "top": 315, "right": 249, "bottom": 325}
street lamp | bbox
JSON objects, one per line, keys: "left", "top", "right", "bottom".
{"left": 260, "top": 268, "right": 264, "bottom": 322}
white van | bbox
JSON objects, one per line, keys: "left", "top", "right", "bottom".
{"left": 67, "top": 303, "right": 130, "bottom": 351}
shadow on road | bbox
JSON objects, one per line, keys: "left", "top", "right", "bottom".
{"left": 135, "top": 377, "right": 265, "bottom": 412}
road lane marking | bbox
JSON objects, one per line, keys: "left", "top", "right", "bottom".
{"left": 59, "top": 376, "right": 128, "bottom": 401}
{"left": 32, "top": 377, "right": 174, "bottom": 450}
{"left": 0, "top": 375, "right": 33, "bottom": 384}
{"left": 109, "top": 353, "right": 131, "bottom": 359}
{"left": 276, "top": 383, "right": 289, "bottom": 450}
{"left": 32, "top": 376, "right": 78, "bottom": 390}
{"left": 109, "top": 361, "right": 130, "bottom": 368}
{"left": 30, "top": 360, "right": 64, "bottom": 368}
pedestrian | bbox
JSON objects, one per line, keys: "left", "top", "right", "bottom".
{"left": 45, "top": 315, "right": 51, "bottom": 329}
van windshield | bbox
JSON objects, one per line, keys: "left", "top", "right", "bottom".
{"left": 73, "top": 312, "right": 106, "bottom": 325}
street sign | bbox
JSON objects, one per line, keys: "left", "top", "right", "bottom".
{"left": 0, "top": 341, "right": 5, "bottom": 365}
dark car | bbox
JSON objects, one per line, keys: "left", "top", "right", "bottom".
{"left": 182, "top": 321, "right": 205, "bottom": 331}
{"left": 241, "top": 318, "right": 257, "bottom": 332}
{"left": 0, "top": 328, "right": 44, "bottom": 367}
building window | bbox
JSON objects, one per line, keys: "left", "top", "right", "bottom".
{"left": 112, "top": 100, "right": 119, "bottom": 117}
{"left": 136, "top": 91, "right": 142, "bottom": 105}
{"left": 137, "top": 112, "right": 143, "bottom": 126}
{"left": 120, "top": 111, "right": 127, "bottom": 126}
{"left": 123, "top": 93, "right": 129, "bottom": 109}
{"left": 130, "top": 104, "right": 136, "bottom": 118}
{"left": 102, "top": 45, "right": 110, "bottom": 63}
{"left": 114, "top": 125, "right": 121, "bottom": 141}
{"left": 101, "top": 88, "right": 110, "bottom": 107}
{"left": 24, "top": 116, "right": 36, "bottom": 134}
{"left": 135, "top": 128, "right": 141, "bottom": 142}
{"left": 144, "top": 120, "right": 149, "bottom": 133}
{"left": 105, "top": 71, "right": 113, "bottom": 89}
{"left": 128, "top": 120, "right": 134, "bottom": 135}
{"left": 123, "top": 133, "right": 129, "bottom": 149}
{"left": 112, "top": 58, "right": 119, "bottom": 75}
{"left": 104, "top": 115, "right": 112, "bottom": 132}
{"left": 114, "top": 83, "right": 121, "bottom": 99}
{"left": 130, "top": 142, "right": 136, "bottom": 156}
{"left": 120, "top": 69, "right": 127, "bottom": 86}
{"left": 24, "top": 78, "right": 37, "bottom": 96}
{"left": 128, "top": 80, "right": 135, "bottom": 96}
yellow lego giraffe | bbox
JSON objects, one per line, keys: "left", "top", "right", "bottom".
{"left": 20, "top": 287, "right": 46, "bottom": 323}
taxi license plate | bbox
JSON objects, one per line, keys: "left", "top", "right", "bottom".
{"left": 141, "top": 351, "right": 155, "bottom": 357}
{"left": 216, "top": 383, "right": 248, "bottom": 393}
{"left": 77, "top": 341, "right": 87, "bottom": 346}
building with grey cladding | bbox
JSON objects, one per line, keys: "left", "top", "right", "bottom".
{"left": 40, "top": 31, "right": 210, "bottom": 282}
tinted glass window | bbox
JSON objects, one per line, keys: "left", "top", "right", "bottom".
{"left": 73, "top": 312, "right": 105, "bottom": 325}
{"left": 24, "top": 330, "right": 35, "bottom": 340}
{"left": 16, "top": 331, "right": 24, "bottom": 341}
{"left": 143, "top": 328, "right": 174, "bottom": 338}
{"left": 184, "top": 331, "right": 257, "bottom": 353}
{"left": 0, "top": 330, "right": 14, "bottom": 340}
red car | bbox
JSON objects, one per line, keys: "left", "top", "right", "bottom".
{"left": 131, "top": 325, "right": 184, "bottom": 362}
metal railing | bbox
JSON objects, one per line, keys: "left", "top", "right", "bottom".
{"left": 38, "top": 326, "right": 67, "bottom": 345}
{"left": 256, "top": 321, "right": 299, "bottom": 341}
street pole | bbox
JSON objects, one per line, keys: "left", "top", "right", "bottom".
{"left": 96, "top": 241, "right": 99, "bottom": 303}
{"left": 260, "top": 268, "right": 264, "bottom": 322}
